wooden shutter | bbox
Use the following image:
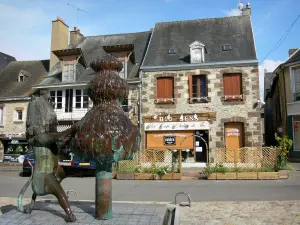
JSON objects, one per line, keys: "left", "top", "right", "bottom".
{"left": 165, "top": 77, "right": 174, "bottom": 98}
{"left": 188, "top": 76, "right": 193, "bottom": 103}
{"left": 157, "top": 78, "right": 165, "bottom": 98}
{"left": 223, "top": 74, "right": 242, "bottom": 100}
{"left": 223, "top": 74, "right": 232, "bottom": 96}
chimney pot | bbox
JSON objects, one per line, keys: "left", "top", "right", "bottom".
{"left": 289, "top": 48, "right": 299, "bottom": 57}
{"left": 74, "top": 26, "right": 77, "bottom": 31}
{"left": 78, "top": 29, "right": 80, "bottom": 33}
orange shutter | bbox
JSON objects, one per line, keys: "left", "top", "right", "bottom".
{"left": 188, "top": 76, "right": 193, "bottom": 103}
{"left": 197, "top": 76, "right": 201, "bottom": 98}
{"left": 157, "top": 78, "right": 164, "bottom": 98}
{"left": 231, "top": 74, "right": 241, "bottom": 95}
{"left": 165, "top": 77, "right": 174, "bottom": 98}
{"left": 223, "top": 74, "right": 231, "bottom": 96}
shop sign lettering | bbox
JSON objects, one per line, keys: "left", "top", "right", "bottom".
{"left": 226, "top": 129, "right": 240, "bottom": 136}
{"left": 144, "top": 121, "right": 209, "bottom": 131}
{"left": 158, "top": 114, "right": 199, "bottom": 122}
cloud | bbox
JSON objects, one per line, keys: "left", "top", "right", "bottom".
{"left": 0, "top": 3, "right": 50, "bottom": 60}
{"left": 259, "top": 59, "right": 283, "bottom": 101}
{"left": 223, "top": 9, "right": 241, "bottom": 17}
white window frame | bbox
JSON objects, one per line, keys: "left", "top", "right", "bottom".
{"left": 290, "top": 65, "right": 300, "bottom": 101}
{"left": 18, "top": 72, "right": 24, "bottom": 82}
{"left": 0, "top": 107, "right": 3, "bottom": 126}
{"left": 62, "top": 64, "right": 76, "bottom": 82}
{"left": 50, "top": 90, "right": 63, "bottom": 109}
{"left": 189, "top": 41, "right": 205, "bottom": 64}
{"left": 15, "top": 110, "right": 23, "bottom": 121}
{"left": 75, "top": 89, "right": 89, "bottom": 109}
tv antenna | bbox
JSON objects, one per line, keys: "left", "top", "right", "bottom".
{"left": 67, "top": 2, "right": 90, "bottom": 27}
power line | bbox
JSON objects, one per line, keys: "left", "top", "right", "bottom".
{"left": 67, "top": 2, "right": 91, "bottom": 28}
{"left": 260, "top": 13, "right": 300, "bottom": 64}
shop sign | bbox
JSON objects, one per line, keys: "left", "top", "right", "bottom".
{"left": 144, "top": 121, "right": 209, "bottom": 131}
{"left": 226, "top": 129, "right": 240, "bottom": 136}
{"left": 158, "top": 114, "right": 199, "bottom": 122}
{"left": 3, "top": 154, "right": 19, "bottom": 162}
{"left": 164, "top": 136, "right": 176, "bottom": 145}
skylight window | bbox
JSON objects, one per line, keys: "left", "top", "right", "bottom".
{"left": 222, "top": 45, "right": 232, "bottom": 51}
{"left": 168, "top": 49, "right": 176, "bottom": 54}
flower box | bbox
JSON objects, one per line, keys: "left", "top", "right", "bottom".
{"left": 207, "top": 173, "right": 217, "bottom": 180}
{"left": 116, "top": 172, "right": 135, "bottom": 180}
{"left": 258, "top": 172, "right": 279, "bottom": 180}
{"left": 237, "top": 172, "right": 258, "bottom": 180}
{"left": 172, "top": 173, "right": 182, "bottom": 180}
{"left": 134, "top": 173, "right": 153, "bottom": 180}
{"left": 278, "top": 170, "right": 289, "bottom": 179}
{"left": 216, "top": 173, "right": 237, "bottom": 180}
{"left": 160, "top": 173, "right": 173, "bottom": 180}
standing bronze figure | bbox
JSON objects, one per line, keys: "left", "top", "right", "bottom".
{"left": 17, "top": 93, "right": 77, "bottom": 222}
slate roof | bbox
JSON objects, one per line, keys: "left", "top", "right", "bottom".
{"left": 37, "top": 31, "right": 151, "bottom": 87}
{"left": 142, "top": 15, "right": 257, "bottom": 67}
{"left": 0, "top": 52, "right": 16, "bottom": 72}
{"left": 0, "top": 60, "right": 49, "bottom": 98}
{"left": 264, "top": 72, "right": 276, "bottom": 100}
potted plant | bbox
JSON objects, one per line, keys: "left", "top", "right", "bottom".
{"left": 275, "top": 133, "right": 293, "bottom": 170}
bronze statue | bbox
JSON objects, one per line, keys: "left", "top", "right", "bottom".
{"left": 17, "top": 93, "right": 77, "bottom": 222}
{"left": 65, "top": 56, "right": 141, "bottom": 219}
{"left": 17, "top": 55, "right": 140, "bottom": 221}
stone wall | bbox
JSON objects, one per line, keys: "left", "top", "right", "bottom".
{"left": 141, "top": 66, "right": 261, "bottom": 162}
{"left": 0, "top": 101, "right": 28, "bottom": 136}
{"left": 127, "top": 85, "right": 139, "bottom": 126}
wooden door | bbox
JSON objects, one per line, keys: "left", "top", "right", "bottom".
{"left": 225, "top": 122, "right": 244, "bottom": 162}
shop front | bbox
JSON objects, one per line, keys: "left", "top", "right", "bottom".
{"left": 0, "top": 134, "right": 28, "bottom": 163}
{"left": 143, "top": 113, "right": 211, "bottom": 165}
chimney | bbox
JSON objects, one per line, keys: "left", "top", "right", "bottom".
{"left": 70, "top": 26, "right": 84, "bottom": 46}
{"left": 241, "top": 2, "right": 251, "bottom": 16}
{"left": 289, "top": 48, "right": 299, "bottom": 57}
{"left": 50, "top": 17, "right": 69, "bottom": 70}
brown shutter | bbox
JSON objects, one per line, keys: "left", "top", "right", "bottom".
{"left": 165, "top": 77, "right": 174, "bottom": 98}
{"left": 223, "top": 74, "right": 231, "bottom": 96}
{"left": 157, "top": 78, "right": 164, "bottom": 98}
{"left": 188, "top": 76, "right": 193, "bottom": 103}
{"left": 231, "top": 74, "right": 241, "bottom": 95}
{"left": 197, "top": 76, "right": 201, "bottom": 98}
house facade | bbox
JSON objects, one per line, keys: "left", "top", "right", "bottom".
{"left": 33, "top": 17, "right": 150, "bottom": 133}
{"left": 139, "top": 6, "right": 261, "bottom": 165}
{"left": 0, "top": 60, "right": 49, "bottom": 162}
{"left": 273, "top": 48, "right": 300, "bottom": 161}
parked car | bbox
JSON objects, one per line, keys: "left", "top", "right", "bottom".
{"left": 22, "top": 151, "right": 96, "bottom": 176}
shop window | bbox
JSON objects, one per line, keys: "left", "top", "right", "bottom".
{"left": 292, "top": 66, "right": 300, "bottom": 101}
{"left": 188, "top": 75, "right": 208, "bottom": 103}
{"left": 223, "top": 73, "right": 243, "bottom": 101}
{"left": 293, "top": 120, "right": 300, "bottom": 151}
{"left": 62, "top": 64, "right": 76, "bottom": 82}
{"left": 0, "top": 106, "right": 3, "bottom": 126}
{"left": 155, "top": 77, "right": 174, "bottom": 104}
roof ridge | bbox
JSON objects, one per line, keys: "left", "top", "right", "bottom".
{"left": 85, "top": 31, "right": 150, "bottom": 39}
{"left": 9, "top": 59, "right": 49, "bottom": 63}
{"left": 156, "top": 15, "right": 247, "bottom": 25}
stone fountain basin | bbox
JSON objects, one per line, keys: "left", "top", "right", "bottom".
{"left": 0, "top": 200, "right": 180, "bottom": 225}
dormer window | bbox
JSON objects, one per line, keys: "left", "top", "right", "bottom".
{"left": 189, "top": 41, "right": 205, "bottom": 63}
{"left": 62, "top": 64, "right": 76, "bottom": 82}
{"left": 18, "top": 70, "right": 29, "bottom": 82}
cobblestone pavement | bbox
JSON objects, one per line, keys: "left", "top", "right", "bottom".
{"left": 0, "top": 200, "right": 166, "bottom": 225}
{"left": 180, "top": 201, "right": 300, "bottom": 225}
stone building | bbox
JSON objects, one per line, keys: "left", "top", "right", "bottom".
{"left": 0, "top": 60, "right": 49, "bottom": 162}
{"left": 33, "top": 17, "right": 150, "bottom": 132}
{"left": 139, "top": 7, "right": 261, "bottom": 165}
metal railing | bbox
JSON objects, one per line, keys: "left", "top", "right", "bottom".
{"left": 293, "top": 92, "right": 300, "bottom": 101}
{"left": 54, "top": 106, "right": 132, "bottom": 121}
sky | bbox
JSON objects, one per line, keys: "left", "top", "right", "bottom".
{"left": 0, "top": 0, "right": 299, "bottom": 100}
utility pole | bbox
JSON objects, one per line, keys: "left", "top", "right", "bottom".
{"left": 67, "top": 2, "right": 90, "bottom": 28}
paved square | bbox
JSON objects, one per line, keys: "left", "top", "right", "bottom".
{"left": 0, "top": 201, "right": 167, "bottom": 225}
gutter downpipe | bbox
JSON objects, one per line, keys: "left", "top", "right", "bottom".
{"left": 138, "top": 70, "right": 143, "bottom": 150}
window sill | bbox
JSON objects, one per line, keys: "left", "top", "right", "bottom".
{"left": 154, "top": 98, "right": 175, "bottom": 104}
{"left": 188, "top": 97, "right": 210, "bottom": 104}
{"left": 222, "top": 95, "right": 244, "bottom": 102}
{"left": 13, "top": 120, "right": 24, "bottom": 123}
